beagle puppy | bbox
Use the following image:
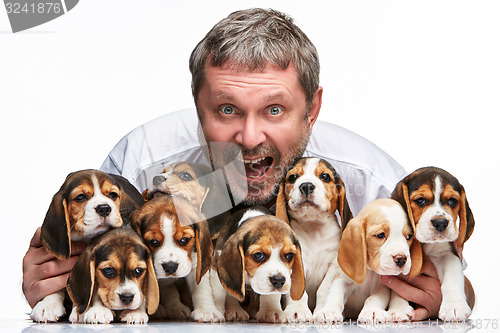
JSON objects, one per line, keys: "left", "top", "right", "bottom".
{"left": 67, "top": 227, "right": 159, "bottom": 324}
{"left": 275, "top": 157, "right": 352, "bottom": 322}
{"left": 130, "top": 195, "right": 213, "bottom": 320}
{"left": 142, "top": 161, "right": 231, "bottom": 239}
{"left": 391, "top": 166, "right": 475, "bottom": 321}
{"left": 336, "top": 199, "right": 422, "bottom": 323}
{"left": 31, "top": 169, "right": 145, "bottom": 323}
{"left": 205, "top": 207, "right": 305, "bottom": 323}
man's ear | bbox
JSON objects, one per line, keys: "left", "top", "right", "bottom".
{"left": 306, "top": 86, "right": 323, "bottom": 129}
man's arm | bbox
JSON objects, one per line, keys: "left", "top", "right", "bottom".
{"left": 381, "top": 261, "right": 475, "bottom": 321}
{"left": 22, "top": 227, "right": 85, "bottom": 308}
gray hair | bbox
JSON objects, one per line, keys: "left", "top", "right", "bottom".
{"left": 189, "top": 8, "right": 320, "bottom": 108}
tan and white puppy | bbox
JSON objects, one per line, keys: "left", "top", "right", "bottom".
{"left": 275, "top": 157, "right": 352, "bottom": 322}
{"left": 335, "top": 199, "right": 422, "bottom": 323}
{"left": 67, "top": 227, "right": 159, "bottom": 324}
{"left": 206, "top": 207, "right": 305, "bottom": 323}
{"left": 131, "top": 195, "right": 213, "bottom": 320}
{"left": 143, "top": 162, "right": 230, "bottom": 239}
{"left": 32, "top": 169, "right": 144, "bottom": 323}
{"left": 391, "top": 166, "right": 475, "bottom": 321}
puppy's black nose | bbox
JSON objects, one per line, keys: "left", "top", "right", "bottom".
{"left": 153, "top": 175, "right": 166, "bottom": 186}
{"left": 95, "top": 204, "right": 111, "bottom": 217}
{"left": 119, "top": 293, "right": 134, "bottom": 305}
{"left": 162, "top": 261, "right": 179, "bottom": 275}
{"left": 269, "top": 275, "right": 286, "bottom": 289}
{"left": 393, "top": 255, "right": 407, "bottom": 268}
{"left": 299, "top": 182, "right": 315, "bottom": 196}
{"left": 431, "top": 218, "right": 449, "bottom": 232}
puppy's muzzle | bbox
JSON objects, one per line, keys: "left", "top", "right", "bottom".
{"left": 299, "top": 182, "right": 315, "bottom": 196}
{"left": 393, "top": 255, "right": 407, "bottom": 268}
{"left": 95, "top": 204, "right": 111, "bottom": 217}
{"left": 153, "top": 175, "right": 166, "bottom": 186}
{"left": 431, "top": 217, "right": 449, "bottom": 232}
{"left": 269, "top": 274, "right": 286, "bottom": 289}
{"left": 119, "top": 293, "right": 135, "bottom": 305}
{"left": 162, "top": 261, "right": 179, "bottom": 275}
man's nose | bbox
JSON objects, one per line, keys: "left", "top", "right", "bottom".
{"left": 234, "top": 115, "right": 266, "bottom": 149}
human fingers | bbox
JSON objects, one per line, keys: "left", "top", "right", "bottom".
{"left": 29, "top": 227, "right": 43, "bottom": 247}
{"left": 24, "top": 273, "right": 71, "bottom": 308}
{"left": 412, "top": 307, "right": 431, "bottom": 322}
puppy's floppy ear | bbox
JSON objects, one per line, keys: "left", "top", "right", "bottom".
{"left": 144, "top": 250, "right": 159, "bottom": 315}
{"left": 67, "top": 246, "right": 95, "bottom": 315}
{"left": 217, "top": 235, "right": 245, "bottom": 302}
{"left": 290, "top": 238, "right": 305, "bottom": 301}
{"left": 194, "top": 220, "right": 213, "bottom": 284}
{"left": 335, "top": 182, "right": 353, "bottom": 230}
{"left": 457, "top": 189, "right": 475, "bottom": 249}
{"left": 108, "top": 173, "right": 145, "bottom": 224}
{"left": 338, "top": 215, "right": 367, "bottom": 284}
{"left": 275, "top": 181, "right": 289, "bottom": 224}
{"left": 141, "top": 189, "right": 149, "bottom": 201}
{"left": 392, "top": 180, "right": 417, "bottom": 233}
{"left": 40, "top": 191, "right": 71, "bottom": 260}
{"left": 408, "top": 239, "right": 423, "bottom": 278}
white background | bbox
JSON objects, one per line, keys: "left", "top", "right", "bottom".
{"left": 1, "top": 0, "right": 499, "bottom": 323}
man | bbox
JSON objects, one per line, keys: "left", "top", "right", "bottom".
{"left": 23, "top": 8, "right": 447, "bottom": 321}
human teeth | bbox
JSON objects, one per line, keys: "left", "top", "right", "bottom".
{"left": 237, "top": 157, "right": 266, "bottom": 164}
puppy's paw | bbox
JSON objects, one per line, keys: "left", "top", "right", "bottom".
{"left": 389, "top": 303, "right": 413, "bottom": 322}
{"left": 225, "top": 307, "right": 249, "bottom": 322}
{"left": 439, "top": 299, "right": 471, "bottom": 322}
{"left": 256, "top": 309, "right": 287, "bottom": 323}
{"left": 82, "top": 306, "right": 114, "bottom": 324}
{"left": 164, "top": 302, "right": 191, "bottom": 319}
{"left": 284, "top": 304, "right": 313, "bottom": 323}
{"left": 358, "top": 308, "right": 389, "bottom": 324}
{"left": 313, "top": 307, "right": 343, "bottom": 323}
{"left": 69, "top": 307, "right": 79, "bottom": 323}
{"left": 30, "top": 294, "right": 66, "bottom": 323}
{"left": 191, "top": 308, "right": 226, "bottom": 323}
{"left": 121, "top": 309, "right": 149, "bottom": 324}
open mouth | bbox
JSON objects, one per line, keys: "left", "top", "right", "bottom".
{"left": 239, "top": 156, "right": 274, "bottom": 180}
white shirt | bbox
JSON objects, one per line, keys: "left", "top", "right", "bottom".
{"left": 100, "top": 108, "right": 406, "bottom": 216}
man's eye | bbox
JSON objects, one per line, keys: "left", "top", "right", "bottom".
{"left": 268, "top": 106, "right": 283, "bottom": 115}
{"left": 101, "top": 267, "right": 116, "bottom": 279}
{"left": 220, "top": 105, "right": 234, "bottom": 115}
{"left": 252, "top": 252, "right": 267, "bottom": 263}
{"left": 178, "top": 172, "right": 194, "bottom": 181}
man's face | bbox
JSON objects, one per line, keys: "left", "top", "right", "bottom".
{"left": 196, "top": 64, "right": 322, "bottom": 206}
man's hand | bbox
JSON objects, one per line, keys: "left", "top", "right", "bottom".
{"left": 381, "top": 261, "right": 442, "bottom": 321}
{"left": 22, "top": 227, "right": 85, "bottom": 308}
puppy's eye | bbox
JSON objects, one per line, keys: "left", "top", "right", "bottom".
{"left": 406, "top": 234, "right": 413, "bottom": 241}
{"left": 252, "top": 252, "right": 267, "bottom": 263}
{"left": 178, "top": 237, "right": 191, "bottom": 246}
{"left": 75, "top": 194, "right": 88, "bottom": 203}
{"left": 149, "top": 239, "right": 161, "bottom": 247}
{"left": 179, "top": 172, "right": 194, "bottom": 181}
{"left": 447, "top": 198, "right": 458, "bottom": 208}
{"left": 414, "top": 197, "right": 427, "bottom": 207}
{"left": 101, "top": 267, "right": 116, "bottom": 279}
{"left": 375, "top": 232, "right": 386, "bottom": 239}
{"left": 288, "top": 174, "right": 298, "bottom": 184}
{"left": 134, "top": 268, "right": 144, "bottom": 278}
{"left": 319, "top": 173, "right": 331, "bottom": 183}
{"left": 108, "top": 192, "right": 119, "bottom": 200}
{"left": 284, "top": 252, "right": 294, "bottom": 263}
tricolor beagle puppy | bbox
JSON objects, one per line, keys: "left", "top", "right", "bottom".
{"left": 275, "top": 157, "right": 352, "bottom": 322}
{"left": 130, "top": 195, "right": 213, "bottom": 320}
{"left": 67, "top": 227, "right": 159, "bottom": 324}
{"left": 31, "top": 169, "right": 145, "bottom": 323}
{"left": 205, "top": 207, "right": 305, "bottom": 323}
{"left": 336, "top": 199, "right": 422, "bottom": 323}
{"left": 143, "top": 161, "right": 230, "bottom": 239}
{"left": 391, "top": 166, "right": 475, "bottom": 321}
